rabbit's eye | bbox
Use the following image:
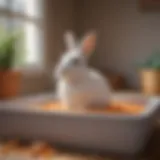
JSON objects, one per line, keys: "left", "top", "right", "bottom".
{"left": 72, "top": 59, "right": 80, "bottom": 65}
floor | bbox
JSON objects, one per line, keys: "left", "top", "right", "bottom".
{"left": 0, "top": 139, "right": 112, "bottom": 160}
{"left": 0, "top": 139, "right": 143, "bottom": 160}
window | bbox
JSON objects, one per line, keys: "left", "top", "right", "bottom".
{"left": 0, "top": 0, "right": 44, "bottom": 70}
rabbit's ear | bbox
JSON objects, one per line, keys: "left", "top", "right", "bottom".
{"left": 64, "top": 31, "right": 76, "bottom": 51}
{"left": 81, "top": 31, "right": 97, "bottom": 56}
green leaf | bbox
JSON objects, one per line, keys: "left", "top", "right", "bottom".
{"left": 0, "top": 28, "right": 22, "bottom": 70}
{"left": 138, "top": 50, "right": 160, "bottom": 70}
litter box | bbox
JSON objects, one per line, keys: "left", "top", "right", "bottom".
{"left": 0, "top": 93, "right": 159, "bottom": 155}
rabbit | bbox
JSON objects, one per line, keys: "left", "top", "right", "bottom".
{"left": 54, "top": 31, "right": 112, "bottom": 110}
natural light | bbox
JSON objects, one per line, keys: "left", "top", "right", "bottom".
{"left": 0, "top": 0, "right": 43, "bottom": 68}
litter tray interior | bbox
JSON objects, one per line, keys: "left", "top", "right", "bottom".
{"left": 0, "top": 93, "right": 151, "bottom": 116}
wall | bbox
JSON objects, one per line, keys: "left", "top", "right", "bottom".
{"left": 45, "top": 0, "right": 75, "bottom": 67}
{"left": 76, "top": 0, "right": 160, "bottom": 88}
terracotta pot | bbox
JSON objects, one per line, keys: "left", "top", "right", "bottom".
{"left": 140, "top": 69, "right": 160, "bottom": 96}
{"left": 0, "top": 70, "right": 21, "bottom": 99}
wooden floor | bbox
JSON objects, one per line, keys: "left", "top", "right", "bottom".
{"left": 0, "top": 124, "right": 160, "bottom": 160}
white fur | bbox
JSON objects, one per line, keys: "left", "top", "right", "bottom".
{"left": 64, "top": 31, "right": 77, "bottom": 51}
{"left": 54, "top": 31, "right": 112, "bottom": 110}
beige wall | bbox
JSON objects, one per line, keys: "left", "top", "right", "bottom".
{"left": 75, "top": 0, "right": 160, "bottom": 88}
{"left": 45, "top": 0, "right": 75, "bottom": 67}
{"left": 24, "top": 0, "right": 160, "bottom": 94}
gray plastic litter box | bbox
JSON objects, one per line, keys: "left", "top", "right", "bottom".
{"left": 0, "top": 93, "right": 159, "bottom": 155}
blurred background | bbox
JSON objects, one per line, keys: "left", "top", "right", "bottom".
{"left": 0, "top": 0, "right": 159, "bottom": 97}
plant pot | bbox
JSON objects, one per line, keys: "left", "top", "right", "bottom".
{"left": 0, "top": 70, "right": 21, "bottom": 99}
{"left": 140, "top": 69, "right": 160, "bottom": 96}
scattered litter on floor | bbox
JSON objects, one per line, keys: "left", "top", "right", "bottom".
{"left": 0, "top": 140, "right": 111, "bottom": 160}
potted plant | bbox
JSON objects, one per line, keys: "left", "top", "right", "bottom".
{"left": 139, "top": 51, "right": 160, "bottom": 95}
{"left": 0, "top": 28, "right": 22, "bottom": 99}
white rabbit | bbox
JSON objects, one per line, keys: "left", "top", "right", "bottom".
{"left": 54, "top": 31, "right": 112, "bottom": 110}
